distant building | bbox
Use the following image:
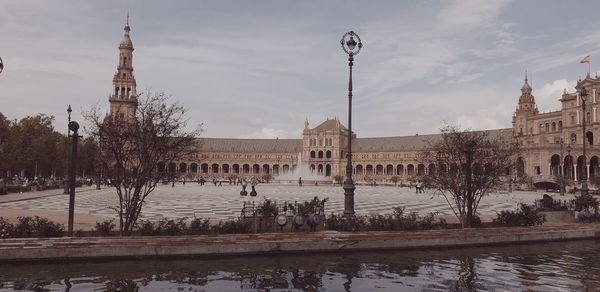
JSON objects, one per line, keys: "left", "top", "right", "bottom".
{"left": 107, "top": 22, "right": 596, "bottom": 185}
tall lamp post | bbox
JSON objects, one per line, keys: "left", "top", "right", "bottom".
{"left": 340, "top": 31, "right": 363, "bottom": 217}
{"left": 66, "top": 105, "right": 81, "bottom": 237}
{"left": 580, "top": 86, "right": 589, "bottom": 196}
{"left": 559, "top": 139, "right": 565, "bottom": 196}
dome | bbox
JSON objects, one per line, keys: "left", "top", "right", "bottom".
{"left": 119, "top": 25, "right": 133, "bottom": 49}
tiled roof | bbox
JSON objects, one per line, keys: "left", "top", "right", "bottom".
{"left": 311, "top": 119, "right": 346, "bottom": 131}
{"left": 196, "top": 138, "right": 302, "bottom": 153}
{"left": 353, "top": 128, "right": 512, "bottom": 152}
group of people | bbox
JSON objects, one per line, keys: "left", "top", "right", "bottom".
{"left": 414, "top": 180, "right": 425, "bottom": 193}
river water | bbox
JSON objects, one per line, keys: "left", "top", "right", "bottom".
{"left": 1, "top": 240, "right": 599, "bottom": 291}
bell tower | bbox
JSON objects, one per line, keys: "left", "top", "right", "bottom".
{"left": 513, "top": 72, "right": 538, "bottom": 137}
{"left": 109, "top": 15, "right": 138, "bottom": 121}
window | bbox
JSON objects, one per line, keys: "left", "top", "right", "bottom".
{"left": 558, "top": 121, "right": 563, "bottom": 130}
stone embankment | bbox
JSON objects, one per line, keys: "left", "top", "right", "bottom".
{"left": 1, "top": 224, "right": 599, "bottom": 262}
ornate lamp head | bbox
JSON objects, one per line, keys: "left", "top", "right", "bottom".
{"left": 340, "top": 31, "right": 363, "bottom": 56}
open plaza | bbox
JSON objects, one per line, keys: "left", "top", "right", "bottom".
{"left": 0, "top": 184, "right": 573, "bottom": 227}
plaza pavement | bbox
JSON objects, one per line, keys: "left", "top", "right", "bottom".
{"left": 0, "top": 183, "right": 575, "bottom": 227}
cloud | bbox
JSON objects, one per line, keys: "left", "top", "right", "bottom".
{"left": 534, "top": 79, "right": 577, "bottom": 112}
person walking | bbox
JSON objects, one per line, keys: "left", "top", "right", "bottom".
{"left": 299, "top": 177, "right": 302, "bottom": 187}
{"left": 250, "top": 176, "right": 258, "bottom": 196}
{"left": 0, "top": 178, "right": 6, "bottom": 195}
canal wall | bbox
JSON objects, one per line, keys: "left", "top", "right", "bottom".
{"left": 1, "top": 224, "right": 599, "bottom": 262}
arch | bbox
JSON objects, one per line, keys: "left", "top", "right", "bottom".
{"left": 407, "top": 164, "right": 415, "bottom": 176}
{"left": 157, "top": 162, "right": 166, "bottom": 173}
{"left": 243, "top": 164, "right": 250, "bottom": 174}
{"left": 233, "top": 164, "right": 240, "bottom": 174}
{"left": 252, "top": 164, "right": 260, "bottom": 174}
{"left": 326, "top": 150, "right": 332, "bottom": 159}
{"left": 586, "top": 131, "right": 594, "bottom": 145}
{"left": 318, "top": 151, "right": 324, "bottom": 159}
{"left": 449, "top": 163, "right": 458, "bottom": 177}
{"left": 273, "top": 164, "right": 280, "bottom": 175}
{"left": 577, "top": 155, "right": 586, "bottom": 181}
{"left": 386, "top": 164, "right": 394, "bottom": 176}
{"left": 564, "top": 155, "right": 574, "bottom": 179}
{"left": 545, "top": 123, "right": 549, "bottom": 132}
{"left": 558, "top": 121, "right": 563, "bottom": 130}
{"left": 356, "top": 164, "right": 364, "bottom": 175}
{"left": 262, "top": 164, "right": 270, "bottom": 174}
{"left": 115, "top": 87, "right": 119, "bottom": 96}
{"left": 366, "top": 164, "right": 374, "bottom": 175}
{"left": 222, "top": 164, "right": 230, "bottom": 174}
{"left": 550, "top": 154, "right": 561, "bottom": 176}
{"left": 310, "top": 164, "right": 316, "bottom": 173}
{"left": 438, "top": 164, "right": 448, "bottom": 176}
{"left": 211, "top": 163, "right": 219, "bottom": 174}
{"left": 417, "top": 164, "right": 425, "bottom": 176}
{"left": 190, "top": 163, "right": 198, "bottom": 173}
{"left": 168, "top": 162, "right": 176, "bottom": 173}
{"left": 428, "top": 163, "right": 436, "bottom": 176}
{"left": 571, "top": 133, "right": 577, "bottom": 143}
{"left": 201, "top": 163, "right": 209, "bottom": 174}
{"left": 120, "top": 87, "right": 125, "bottom": 97}
{"left": 590, "top": 156, "right": 599, "bottom": 178}
{"left": 325, "top": 164, "right": 332, "bottom": 177}
{"left": 396, "top": 164, "right": 404, "bottom": 176}
{"left": 282, "top": 164, "right": 290, "bottom": 173}
{"left": 375, "top": 165, "right": 384, "bottom": 175}
{"left": 317, "top": 164, "right": 324, "bottom": 175}
{"left": 310, "top": 151, "right": 316, "bottom": 159}
{"left": 516, "top": 157, "right": 525, "bottom": 178}
{"left": 551, "top": 122, "right": 556, "bottom": 132}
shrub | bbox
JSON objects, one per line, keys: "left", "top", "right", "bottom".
{"left": 325, "top": 213, "right": 368, "bottom": 232}
{"left": 10, "top": 216, "right": 64, "bottom": 238}
{"left": 137, "top": 218, "right": 188, "bottom": 236}
{"left": 574, "top": 195, "right": 599, "bottom": 211}
{"left": 256, "top": 198, "right": 279, "bottom": 217}
{"left": 213, "top": 219, "right": 252, "bottom": 234}
{"left": 0, "top": 217, "right": 13, "bottom": 239}
{"left": 495, "top": 204, "right": 546, "bottom": 227}
{"left": 188, "top": 217, "right": 211, "bottom": 235}
{"left": 94, "top": 220, "right": 116, "bottom": 236}
{"left": 326, "top": 208, "right": 446, "bottom": 232}
{"left": 289, "top": 196, "right": 328, "bottom": 215}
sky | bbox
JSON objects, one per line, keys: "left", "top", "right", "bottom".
{"left": 1, "top": 0, "right": 600, "bottom": 139}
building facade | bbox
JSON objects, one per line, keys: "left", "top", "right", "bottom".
{"left": 108, "top": 23, "right": 598, "bottom": 185}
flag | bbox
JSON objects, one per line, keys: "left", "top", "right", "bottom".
{"left": 581, "top": 55, "right": 590, "bottom": 63}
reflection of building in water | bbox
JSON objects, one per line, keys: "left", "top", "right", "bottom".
{"left": 106, "top": 23, "right": 600, "bottom": 184}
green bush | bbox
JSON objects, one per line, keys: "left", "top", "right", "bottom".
{"left": 256, "top": 198, "right": 279, "bottom": 217}
{"left": 188, "top": 217, "right": 211, "bottom": 235}
{"left": 94, "top": 220, "right": 116, "bottom": 236}
{"left": 325, "top": 208, "right": 444, "bottom": 232}
{"left": 574, "top": 195, "right": 599, "bottom": 211}
{"left": 494, "top": 204, "right": 546, "bottom": 227}
{"left": 9, "top": 216, "right": 65, "bottom": 238}
{"left": 213, "top": 219, "right": 252, "bottom": 234}
{"left": 137, "top": 218, "right": 188, "bottom": 236}
{"left": 0, "top": 217, "right": 13, "bottom": 239}
{"left": 289, "top": 196, "right": 328, "bottom": 215}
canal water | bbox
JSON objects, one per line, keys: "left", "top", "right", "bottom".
{"left": 1, "top": 240, "right": 599, "bottom": 291}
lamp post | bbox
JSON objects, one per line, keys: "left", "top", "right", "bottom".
{"left": 580, "top": 86, "right": 589, "bottom": 196}
{"left": 0, "top": 57, "right": 4, "bottom": 74}
{"left": 340, "top": 31, "right": 363, "bottom": 217}
{"left": 567, "top": 144, "right": 572, "bottom": 182}
{"left": 559, "top": 139, "right": 565, "bottom": 196}
{"left": 66, "top": 105, "right": 81, "bottom": 237}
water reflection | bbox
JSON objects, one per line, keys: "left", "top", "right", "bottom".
{"left": 1, "top": 240, "right": 599, "bottom": 291}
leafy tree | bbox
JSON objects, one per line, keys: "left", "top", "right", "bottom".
{"left": 422, "top": 125, "right": 519, "bottom": 228}
{"left": 85, "top": 92, "right": 201, "bottom": 235}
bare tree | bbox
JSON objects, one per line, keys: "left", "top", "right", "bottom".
{"left": 422, "top": 125, "right": 518, "bottom": 228}
{"left": 85, "top": 92, "right": 201, "bottom": 235}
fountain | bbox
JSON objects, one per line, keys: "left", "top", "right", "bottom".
{"left": 274, "top": 152, "right": 331, "bottom": 185}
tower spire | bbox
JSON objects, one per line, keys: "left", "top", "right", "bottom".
{"left": 126, "top": 10, "right": 129, "bottom": 26}
{"left": 109, "top": 20, "right": 138, "bottom": 121}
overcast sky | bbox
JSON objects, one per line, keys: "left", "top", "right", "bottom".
{"left": 2, "top": 0, "right": 600, "bottom": 139}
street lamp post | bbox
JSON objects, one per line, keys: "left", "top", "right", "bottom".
{"left": 0, "top": 57, "right": 4, "bottom": 74}
{"left": 340, "top": 31, "right": 363, "bottom": 217}
{"left": 567, "top": 144, "right": 572, "bottom": 182}
{"left": 559, "top": 139, "right": 565, "bottom": 196}
{"left": 66, "top": 105, "right": 81, "bottom": 237}
{"left": 580, "top": 87, "right": 589, "bottom": 196}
